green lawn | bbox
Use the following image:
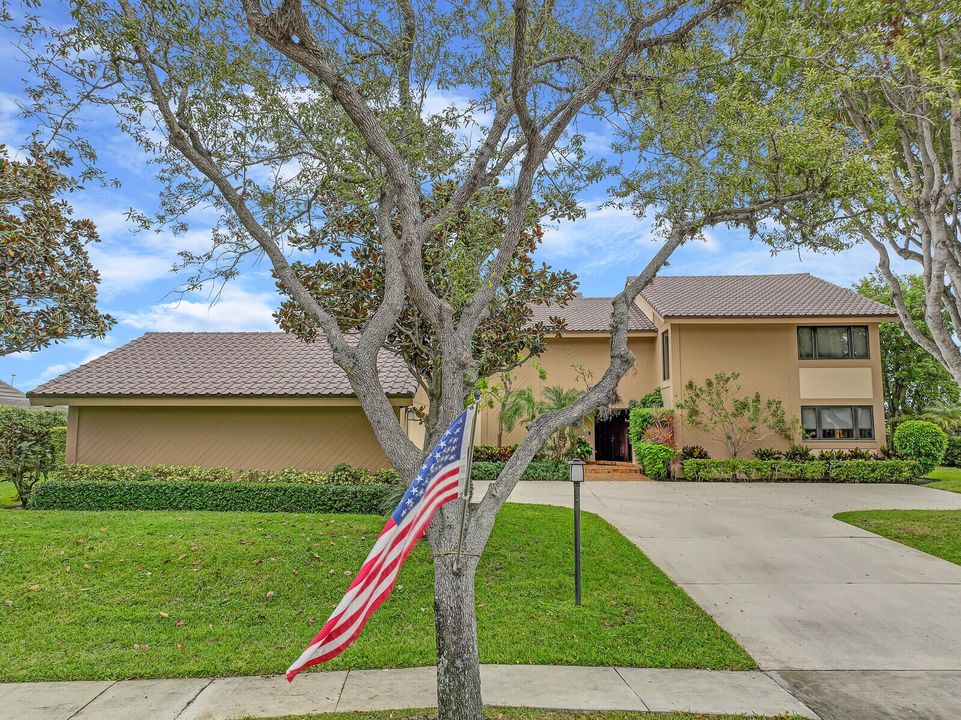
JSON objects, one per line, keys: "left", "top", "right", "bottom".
{"left": 836, "top": 509, "right": 961, "bottom": 566}
{"left": 248, "top": 709, "right": 806, "bottom": 720}
{"left": 0, "top": 504, "right": 752, "bottom": 682}
{"left": 1, "top": 482, "right": 19, "bottom": 508}
{"left": 925, "top": 466, "right": 961, "bottom": 493}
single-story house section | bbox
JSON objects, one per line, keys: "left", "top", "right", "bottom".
{"left": 0, "top": 380, "right": 30, "bottom": 407}
{"left": 29, "top": 273, "right": 899, "bottom": 468}
{"left": 28, "top": 332, "right": 418, "bottom": 470}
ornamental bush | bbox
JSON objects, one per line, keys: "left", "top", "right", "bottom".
{"left": 893, "top": 420, "right": 949, "bottom": 475}
{"left": 31, "top": 480, "right": 395, "bottom": 514}
{"left": 58, "top": 462, "right": 402, "bottom": 486}
{"left": 636, "top": 442, "right": 676, "bottom": 480}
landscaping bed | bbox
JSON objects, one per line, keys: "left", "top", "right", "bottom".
{"left": 836, "top": 509, "right": 961, "bottom": 566}
{"left": 682, "top": 458, "right": 920, "bottom": 483}
{"left": 0, "top": 503, "right": 753, "bottom": 681}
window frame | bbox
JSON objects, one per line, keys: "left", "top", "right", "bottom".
{"left": 797, "top": 325, "right": 870, "bottom": 360}
{"left": 801, "top": 405, "right": 875, "bottom": 441}
{"left": 661, "top": 330, "right": 670, "bottom": 381}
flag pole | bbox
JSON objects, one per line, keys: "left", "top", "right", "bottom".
{"left": 454, "top": 390, "right": 481, "bottom": 574}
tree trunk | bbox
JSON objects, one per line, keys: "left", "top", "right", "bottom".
{"left": 433, "top": 555, "right": 483, "bottom": 720}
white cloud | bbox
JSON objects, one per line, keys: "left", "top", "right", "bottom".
{"left": 116, "top": 283, "right": 278, "bottom": 332}
{"left": 20, "top": 337, "right": 119, "bottom": 390}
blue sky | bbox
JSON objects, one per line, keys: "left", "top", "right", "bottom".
{"left": 0, "top": 18, "right": 908, "bottom": 394}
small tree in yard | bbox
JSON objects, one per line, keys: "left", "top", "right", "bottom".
{"left": 0, "top": 407, "right": 67, "bottom": 507}
{"left": 10, "top": 1, "right": 844, "bottom": 716}
{"left": 678, "top": 372, "right": 798, "bottom": 458}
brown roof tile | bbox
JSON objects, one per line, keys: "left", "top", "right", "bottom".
{"left": 640, "top": 273, "right": 899, "bottom": 319}
{"left": 529, "top": 297, "right": 656, "bottom": 333}
{"left": 29, "top": 332, "right": 418, "bottom": 398}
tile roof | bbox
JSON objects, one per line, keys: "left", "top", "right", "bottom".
{"left": 29, "top": 332, "right": 418, "bottom": 398}
{"left": 529, "top": 297, "right": 656, "bottom": 333}
{"left": 640, "top": 273, "right": 899, "bottom": 319}
{"left": 0, "top": 380, "right": 30, "bottom": 407}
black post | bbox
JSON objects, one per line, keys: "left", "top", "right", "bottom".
{"left": 573, "top": 481, "right": 582, "bottom": 606}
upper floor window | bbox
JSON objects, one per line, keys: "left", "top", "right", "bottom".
{"left": 661, "top": 330, "right": 670, "bottom": 381}
{"left": 798, "top": 325, "right": 869, "bottom": 360}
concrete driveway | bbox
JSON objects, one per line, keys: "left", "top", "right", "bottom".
{"left": 487, "top": 481, "right": 961, "bottom": 720}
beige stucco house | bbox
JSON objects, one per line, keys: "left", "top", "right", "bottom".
{"left": 29, "top": 273, "right": 897, "bottom": 469}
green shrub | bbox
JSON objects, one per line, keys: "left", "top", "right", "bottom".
{"left": 636, "top": 442, "right": 676, "bottom": 480}
{"left": 0, "top": 407, "right": 68, "bottom": 506}
{"left": 630, "top": 388, "right": 663, "bottom": 408}
{"left": 470, "top": 459, "right": 568, "bottom": 482}
{"left": 58, "top": 463, "right": 401, "bottom": 486}
{"left": 681, "top": 445, "right": 709, "bottom": 460}
{"left": 941, "top": 436, "right": 961, "bottom": 467}
{"left": 752, "top": 448, "right": 784, "bottom": 460}
{"left": 31, "top": 480, "right": 395, "bottom": 514}
{"left": 682, "top": 458, "right": 920, "bottom": 483}
{"left": 628, "top": 408, "right": 655, "bottom": 449}
{"left": 829, "top": 459, "right": 920, "bottom": 483}
{"left": 49, "top": 427, "right": 67, "bottom": 468}
{"left": 893, "top": 420, "right": 949, "bottom": 475}
{"left": 472, "top": 445, "right": 516, "bottom": 462}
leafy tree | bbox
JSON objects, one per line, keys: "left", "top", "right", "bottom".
{"left": 856, "top": 272, "right": 960, "bottom": 417}
{"left": 0, "top": 145, "right": 114, "bottom": 355}
{"left": 677, "top": 372, "right": 798, "bottom": 458}
{"left": 11, "top": 1, "right": 833, "bottom": 715}
{"left": 0, "top": 407, "right": 66, "bottom": 506}
{"left": 713, "top": 1, "right": 961, "bottom": 387}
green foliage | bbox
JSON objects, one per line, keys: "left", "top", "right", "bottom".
{"left": 49, "top": 426, "right": 67, "bottom": 468}
{"left": 680, "top": 445, "right": 709, "bottom": 460}
{"left": 636, "top": 443, "right": 677, "bottom": 480}
{"left": 628, "top": 407, "right": 654, "bottom": 448}
{"left": 0, "top": 145, "right": 114, "bottom": 355}
{"left": 856, "top": 273, "right": 959, "bottom": 416}
{"left": 566, "top": 438, "right": 593, "bottom": 461}
{"left": 893, "top": 420, "right": 949, "bottom": 476}
{"left": 630, "top": 388, "right": 663, "bottom": 409}
{"left": 683, "top": 458, "right": 920, "bottom": 483}
{"left": 31, "top": 480, "right": 396, "bottom": 514}
{"left": 470, "top": 460, "right": 568, "bottom": 482}
{"left": 943, "top": 437, "right": 961, "bottom": 468}
{"left": 58, "top": 463, "right": 401, "bottom": 486}
{"left": 628, "top": 407, "right": 674, "bottom": 450}
{"left": 837, "top": 510, "right": 961, "bottom": 568}
{"left": 0, "top": 407, "right": 68, "bottom": 506}
{"left": 472, "top": 445, "right": 517, "bottom": 462}
{"left": 677, "top": 372, "right": 798, "bottom": 458}
{"left": 752, "top": 448, "right": 783, "bottom": 460}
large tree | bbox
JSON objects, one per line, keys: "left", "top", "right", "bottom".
{"left": 0, "top": 144, "right": 114, "bottom": 355}
{"left": 856, "top": 272, "right": 960, "bottom": 417}
{"left": 724, "top": 0, "right": 961, "bottom": 385}
{"left": 11, "top": 1, "right": 836, "bottom": 716}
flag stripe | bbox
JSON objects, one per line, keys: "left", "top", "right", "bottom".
{"left": 286, "top": 407, "right": 475, "bottom": 682}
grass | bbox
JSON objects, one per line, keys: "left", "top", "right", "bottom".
{"left": 0, "top": 503, "right": 752, "bottom": 682}
{"left": 242, "top": 710, "right": 806, "bottom": 720}
{"left": 836, "top": 509, "right": 961, "bottom": 566}
{"left": 0, "top": 482, "right": 18, "bottom": 508}
{"left": 924, "top": 466, "right": 961, "bottom": 494}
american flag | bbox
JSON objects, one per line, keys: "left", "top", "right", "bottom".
{"left": 285, "top": 406, "right": 477, "bottom": 682}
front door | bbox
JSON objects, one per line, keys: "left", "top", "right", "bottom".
{"left": 594, "top": 410, "right": 631, "bottom": 462}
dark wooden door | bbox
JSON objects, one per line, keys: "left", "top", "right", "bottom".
{"left": 594, "top": 410, "right": 631, "bottom": 462}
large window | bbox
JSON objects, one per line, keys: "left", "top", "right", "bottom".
{"left": 661, "top": 330, "right": 670, "bottom": 381}
{"left": 802, "top": 405, "right": 875, "bottom": 441}
{"left": 798, "top": 326, "right": 869, "bottom": 359}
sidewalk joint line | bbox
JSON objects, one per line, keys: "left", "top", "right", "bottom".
{"left": 173, "top": 677, "right": 214, "bottom": 720}
{"left": 67, "top": 679, "right": 117, "bottom": 719}
{"left": 334, "top": 669, "right": 350, "bottom": 711}
{"left": 611, "top": 666, "right": 649, "bottom": 712}
{"left": 763, "top": 671, "right": 823, "bottom": 720}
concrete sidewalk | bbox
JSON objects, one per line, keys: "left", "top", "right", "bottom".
{"left": 0, "top": 665, "right": 817, "bottom": 720}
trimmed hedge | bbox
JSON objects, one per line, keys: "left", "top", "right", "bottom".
{"left": 682, "top": 458, "right": 921, "bottom": 483}
{"left": 31, "top": 480, "right": 396, "bottom": 514}
{"left": 636, "top": 442, "right": 676, "bottom": 480}
{"left": 58, "top": 462, "right": 401, "bottom": 486}
{"left": 471, "top": 459, "right": 568, "bottom": 481}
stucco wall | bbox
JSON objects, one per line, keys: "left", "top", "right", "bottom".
{"left": 669, "top": 321, "right": 886, "bottom": 456}
{"left": 67, "top": 405, "right": 392, "bottom": 470}
{"left": 474, "top": 335, "right": 658, "bottom": 448}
